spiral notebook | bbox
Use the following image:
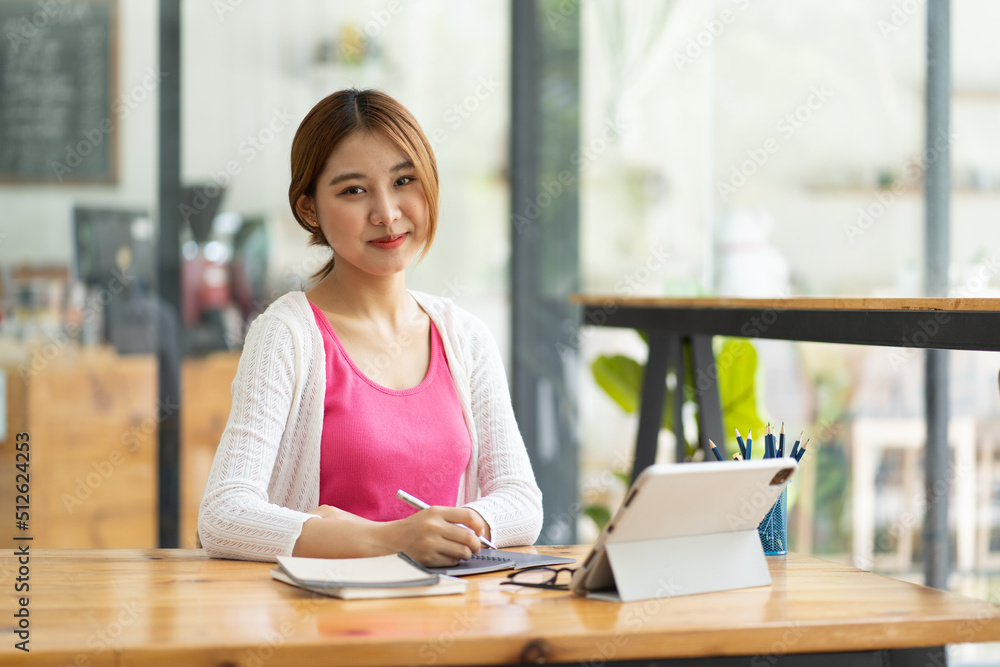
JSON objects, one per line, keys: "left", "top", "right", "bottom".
{"left": 427, "top": 549, "right": 576, "bottom": 576}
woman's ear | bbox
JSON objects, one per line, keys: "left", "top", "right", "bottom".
{"left": 296, "top": 195, "right": 317, "bottom": 226}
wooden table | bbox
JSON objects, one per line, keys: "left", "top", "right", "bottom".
{"left": 3, "top": 545, "right": 1000, "bottom": 666}
{"left": 569, "top": 295, "right": 1000, "bottom": 473}
{"left": 570, "top": 295, "right": 1000, "bottom": 587}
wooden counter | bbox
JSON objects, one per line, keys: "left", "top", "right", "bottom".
{"left": 0, "top": 344, "right": 239, "bottom": 549}
{"left": 1, "top": 546, "right": 999, "bottom": 665}
{"left": 0, "top": 346, "right": 158, "bottom": 549}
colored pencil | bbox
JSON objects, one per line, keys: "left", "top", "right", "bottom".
{"left": 709, "top": 439, "right": 724, "bottom": 461}
{"left": 790, "top": 431, "right": 803, "bottom": 459}
{"left": 735, "top": 428, "right": 747, "bottom": 458}
{"left": 794, "top": 438, "right": 810, "bottom": 462}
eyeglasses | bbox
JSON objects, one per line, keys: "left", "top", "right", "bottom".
{"left": 500, "top": 567, "right": 576, "bottom": 590}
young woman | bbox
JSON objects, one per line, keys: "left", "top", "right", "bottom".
{"left": 198, "top": 89, "right": 543, "bottom": 566}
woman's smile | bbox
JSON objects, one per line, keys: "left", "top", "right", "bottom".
{"left": 369, "top": 232, "right": 408, "bottom": 250}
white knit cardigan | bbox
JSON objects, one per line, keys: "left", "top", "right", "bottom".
{"left": 198, "top": 290, "right": 543, "bottom": 561}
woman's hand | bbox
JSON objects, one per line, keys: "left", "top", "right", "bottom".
{"left": 292, "top": 504, "right": 492, "bottom": 566}
{"left": 389, "top": 506, "right": 488, "bottom": 567}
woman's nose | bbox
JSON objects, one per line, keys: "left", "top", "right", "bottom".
{"left": 369, "top": 188, "right": 401, "bottom": 226}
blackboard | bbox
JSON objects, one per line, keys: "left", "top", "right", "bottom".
{"left": 0, "top": 0, "right": 116, "bottom": 183}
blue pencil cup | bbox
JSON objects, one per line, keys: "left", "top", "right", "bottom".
{"left": 757, "top": 487, "right": 788, "bottom": 556}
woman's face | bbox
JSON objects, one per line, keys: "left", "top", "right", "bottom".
{"left": 301, "top": 130, "right": 429, "bottom": 278}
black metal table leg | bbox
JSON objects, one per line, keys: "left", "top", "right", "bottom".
{"left": 691, "top": 334, "right": 725, "bottom": 460}
{"left": 632, "top": 332, "right": 672, "bottom": 483}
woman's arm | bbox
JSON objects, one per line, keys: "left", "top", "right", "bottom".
{"left": 291, "top": 504, "right": 488, "bottom": 566}
{"left": 460, "top": 318, "right": 544, "bottom": 546}
{"left": 198, "top": 313, "right": 320, "bottom": 561}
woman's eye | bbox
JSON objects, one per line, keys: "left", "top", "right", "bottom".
{"left": 341, "top": 186, "right": 364, "bottom": 195}
{"left": 395, "top": 176, "right": 415, "bottom": 187}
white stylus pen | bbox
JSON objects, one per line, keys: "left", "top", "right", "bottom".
{"left": 395, "top": 489, "right": 498, "bottom": 549}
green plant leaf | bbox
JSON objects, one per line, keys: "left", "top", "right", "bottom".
{"left": 590, "top": 354, "right": 643, "bottom": 414}
{"left": 716, "top": 338, "right": 766, "bottom": 449}
{"left": 591, "top": 352, "right": 678, "bottom": 433}
{"left": 582, "top": 504, "right": 612, "bottom": 533}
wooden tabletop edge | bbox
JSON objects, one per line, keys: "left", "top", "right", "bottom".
{"left": 568, "top": 294, "right": 1000, "bottom": 312}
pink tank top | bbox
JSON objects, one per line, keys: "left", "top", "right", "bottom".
{"left": 310, "top": 302, "right": 472, "bottom": 521}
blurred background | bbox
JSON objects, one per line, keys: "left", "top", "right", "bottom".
{"left": 1, "top": 1, "right": 999, "bottom": 661}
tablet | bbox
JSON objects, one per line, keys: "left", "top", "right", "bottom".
{"left": 570, "top": 458, "right": 796, "bottom": 602}
{"left": 426, "top": 550, "right": 576, "bottom": 576}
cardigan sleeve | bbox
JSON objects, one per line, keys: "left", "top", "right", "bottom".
{"left": 198, "top": 312, "right": 318, "bottom": 561}
{"left": 459, "top": 317, "right": 543, "bottom": 547}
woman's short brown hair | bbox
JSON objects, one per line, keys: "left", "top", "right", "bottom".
{"left": 288, "top": 88, "right": 439, "bottom": 282}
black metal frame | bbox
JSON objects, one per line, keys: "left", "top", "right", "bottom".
{"left": 157, "top": 0, "right": 182, "bottom": 548}
{"left": 554, "top": 646, "right": 948, "bottom": 666}
{"left": 587, "top": 305, "right": 1000, "bottom": 351}
{"left": 581, "top": 302, "right": 1000, "bottom": 485}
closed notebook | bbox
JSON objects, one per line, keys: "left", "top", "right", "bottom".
{"left": 271, "top": 568, "right": 467, "bottom": 600}
{"left": 275, "top": 553, "right": 436, "bottom": 588}
{"left": 427, "top": 549, "right": 577, "bottom": 576}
